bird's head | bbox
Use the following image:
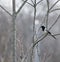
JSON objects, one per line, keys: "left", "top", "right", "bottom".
{"left": 41, "top": 26, "right": 45, "bottom": 31}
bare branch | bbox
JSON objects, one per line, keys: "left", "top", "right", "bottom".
{"left": 22, "top": 0, "right": 34, "bottom": 7}
{"left": 41, "top": 49, "right": 52, "bottom": 62}
{"left": 0, "top": 5, "right": 12, "bottom": 16}
{"left": 50, "top": 8, "right": 60, "bottom": 13}
{"left": 21, "top": 33, "right": 48, "bottom": 62}
{"left": 21, "top": 43, "right": 33, "bottom": 62}
{"left": 31, "top": 0, "right": 34, "bottom": 4}
{"left": 33, "top": 33, "right": 48, "bottom": 47}
{"left": 36, "top": 0, "right": 43, "bottom": 5}
{"left": 35, "top": 33, "right": 46, "bottom": 42}
{"left": 16, "top": 0, "right": 28, "bottom": 14}
{"left": 49, "top": 14, "right": 60, "bottom": 30}
{"left": 26, "top": 2, "right": 34, "bottom": 7}
{"left": 53, "top": 33, "right": 60, "bottom": 36}
{"left": 49, "top": 0, "right": 60, "bottom": 10}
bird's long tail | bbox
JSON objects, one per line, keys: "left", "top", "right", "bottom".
{"left": 47, "top": 30, "right": 56, "bottom": 39}
{"left": 50, "top": 34, "right": 56, "bottom": 39}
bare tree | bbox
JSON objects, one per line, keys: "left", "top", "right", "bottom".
{"left": 0, "top": 0, "right": 28, "bottom": 62}
{"left": 0, "top": 0, "right": 60, "bottom": 62}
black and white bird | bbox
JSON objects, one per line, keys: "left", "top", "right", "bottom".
{"left": 41, "top": 26, "right": 56, "bottom": 39}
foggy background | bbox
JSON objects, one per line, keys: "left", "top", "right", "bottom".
{"left": 0, "top": 0, "right": 60, "bottom": 62}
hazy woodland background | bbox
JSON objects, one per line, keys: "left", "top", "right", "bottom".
{"left": 0, "top": 0, "right": 60, "bottom": 62}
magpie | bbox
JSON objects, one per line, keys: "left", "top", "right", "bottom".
{"left": 41, "top": 26, "right": 56, "bottom": 39}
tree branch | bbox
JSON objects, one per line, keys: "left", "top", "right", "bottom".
{"left": 26, "top": 2, "right": 34, "bottom": 7}
{"left": 0, "top": 5, "right": 12, "bottom": 16}
{"left": 49, "top": 14, "right": 60, "bottom": 30}
{"left": 33, "top": 33, "right": 48, "bottom": 47}
{"left": 21, "top": 32, "right": 48, "bottom": 62}
{"left": 16, "top": 0, "right": 28, "bottom": 14}
{"left": 36, "top": 0, "right": 43, "bottom": 5}
{"left": 53, "top": 33, "right": 60, "bottom": 36}
{"left": 22, "top": 0, "right": 34, "bottom": 6}
{"left": 49, "top": 0, "right": 60, "bottom": 10}
{"left": 31, "top": 0, "right": 34, "bottom": 4}
{"left": 50, "top": 8, "right": 60, "bottom": 13}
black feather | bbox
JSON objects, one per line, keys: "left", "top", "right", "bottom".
{"left": 47, "top": 30, "right": 56, "bottom": 39}
{"left": 41, "top": 26, "right": 56, "bottom": 39}
{"left": 41, "top": 26, "right": 45, "bottom": 31}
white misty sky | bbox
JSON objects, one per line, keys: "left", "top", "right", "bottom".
{"left": 0, "top": 0, "right": 12, "bottom": 7}
{"left": 0, "top": 0, "right": 22, "bottom": 13}
{"left": 0, "top": 0, "right": 60, "bottom": 15}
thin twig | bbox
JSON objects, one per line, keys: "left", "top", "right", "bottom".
{"left": 50, "top": 8, "right": 60, "bottom": 13}
{"left": 20, "top": 24, "right": 49, "bottom": 62}
{"left": 33, "top": 33, "right": 48, "bottom": 47}
{"left": 16, "top": 0, "right": 28, "bottom": 14}
{"left": 31, "top": 0, "right": 34, "bottom": 4}
{"left": 21, "top": 43, "right": 33, "bottom": 62}
{"left": 21, "top": 33, "right": 48, "bottom": 62}
{"left": 36, "top": 0, "right": 43, "bottom": 5}
{"left": 53, "top": 33, "right": 60, "bottom": 36}
{"left": 35, "top": 33, "right": 46, "bottom": 42}
{"left": 26, "top": 2, "right": 34, "bottom": 6}
{"left": 49, "top": 0, "right": 60, "bottom": 10}
{"left": 49, "top": 14, "right": 60, "bottom": 30}
{"left": 22, "top": 0, "right": 33, "bottom": 7}
{"left": 0, "top": 5, "right": 12, "bottom": 16}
